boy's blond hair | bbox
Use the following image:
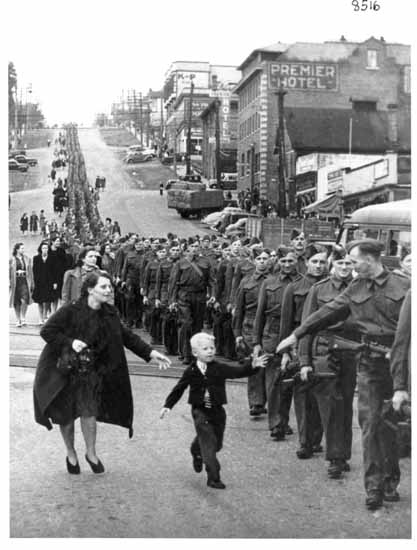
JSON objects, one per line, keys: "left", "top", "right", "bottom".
{"left": 190, "top": 332, "right": 215, "bottom": 352}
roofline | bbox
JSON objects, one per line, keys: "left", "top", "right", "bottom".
{"left": 233, "top": 68, "right": 263, "bottom": 94}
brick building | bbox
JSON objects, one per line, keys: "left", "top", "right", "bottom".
{"left": 234, "top": 37, "right": 411, "bottom": 210}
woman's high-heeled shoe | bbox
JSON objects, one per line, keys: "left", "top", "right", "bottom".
{"left": 85, "top": 454, "right": 105, "bottom": 474}
{"left": 66, "top": 456, "right": 80, "bottom": 474}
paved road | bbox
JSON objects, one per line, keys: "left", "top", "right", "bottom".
{"left": 10, "top": 367, "right": 411, "bottom": 538}
{"left": 78, "top": 128, "right": 210, "bottom": 237}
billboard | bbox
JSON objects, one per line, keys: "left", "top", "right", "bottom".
{"left": 269, "top": 62, "right": 338, "bottom": 91}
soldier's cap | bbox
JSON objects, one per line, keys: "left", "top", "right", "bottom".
{"left": 241, "top": 237, "right": 251, "bottom": 246}
{"left": 305, "top": 243, "right": 329, "bottom": 260}
{"left": 346, "top": 239, "right": 385, "bottom": 256}
{"left": 330, "top": 244, "right": 347, "bottom": 261}
{"left": 202, "top": 235, "right": 210, "bottom": 242}
{"left": 253, "top": 247, "right": 271, "bottom": 258}
{"left": 290, "top": 229, "right": 304, "bottom": 240}
{"left": 277, "top": 245, "right": 297, "bottom": 259}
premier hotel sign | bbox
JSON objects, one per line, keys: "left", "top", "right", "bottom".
{"left": 269, "top": 62, "right": 338, "bottom": 91}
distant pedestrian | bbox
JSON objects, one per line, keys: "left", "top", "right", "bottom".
{"left": 20, "top": 213, "right": 29, "bottom": 235}
{"left": 160, "top": 332, "right": 268, "bottom": 489}
{"left": 30, "top": 211, "right": 39, "bottom": 235}
{"left": 51, "top": 168, "right": 57, "bottom": 182}
{"left": 159, "top": 183, "right": 164, "bottom": 196}
{"left": 47, "top": 139, "right": 51, "bottom": 147}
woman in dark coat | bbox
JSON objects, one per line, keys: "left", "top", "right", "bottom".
{"left": 32, "top": 242, "right": 58, "bottom": 324}
{"left": 33, "top": 271, "right": 171, "bottom": 474}
{"left": 20, "top": 213, "right": 29, "bottom": 235}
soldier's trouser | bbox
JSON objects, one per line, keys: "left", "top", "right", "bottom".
{"left": 150, "top": 303, "right": 162, "bottom": 342}
{"left": 312, "top": 349, "right": 357, "bottom": 461}
{"left": 357, "top": 352, "right": 400, "bottom": 495}
{"left": 161, "top": 306, "right": 177, "bottom": 354}
{"left": 265, "top": 356, "right": 294, "bottom": 431}
{"left": 243, "top": 318, "right": 266, "bottom": 408}
{"left": 191, "top": 406, "right": 225, "bottom": 482}
{"left": 126, "top": 283, "right": 142, "bottom": 326}
{"left": 213, "top": 308, "right": 236, "bottom": 359}
{"left": 294, "top": 386, "right": 323, "bottom": 449}
{"left": 177, "top": 292, "right": 207, "bottom": 360}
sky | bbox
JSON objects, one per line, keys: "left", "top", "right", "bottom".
{"left": 4, "top": 0, "right": 415, "bottom": 125}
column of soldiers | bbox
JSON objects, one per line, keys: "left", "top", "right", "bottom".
{"left": 104, "top": 229, "right": 410, "bottom": 511}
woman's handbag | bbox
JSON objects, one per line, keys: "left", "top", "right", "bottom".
{"left": 56, "top": 346, "right": 79, "bottom": 374}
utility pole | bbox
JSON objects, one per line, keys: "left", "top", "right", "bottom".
{"left": 160, "top": 92, "right": 164, "bottom": 153}
{"left": 139, "top": 92, "right": 143, "bottom": 146}
{"left": 214, "top": 99, "right": 222, "bottom": 187}
{"left": 173, "top": 117, "right": 177, "bottom": 177}
{"left": 146, "top": 100, "right": 151, "bottom": 147}
{"left": 275, "top": 85, "right": 287, "bottom": 218}
{"left": 186, "top": 75, "right": 195, "bottom": 176}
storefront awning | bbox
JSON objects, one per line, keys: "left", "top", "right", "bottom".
{"left": 303, "top": 193, "right": 342, "bottom": 216}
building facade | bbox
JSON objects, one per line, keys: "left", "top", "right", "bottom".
{"left": 163, "top": 62, "right": 240, "bottom": 157}
{"left": 234, "top": 37, "right": 411, "bottom": 209}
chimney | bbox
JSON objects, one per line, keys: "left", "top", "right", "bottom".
{"left": 380, "top": 36, "right": 385, "bottom": 42}
{"left": 387, "top": 104, "right": 398, "bottom": 147}
{"left": 340, "top": 35, "right": 346, "bottom": 42}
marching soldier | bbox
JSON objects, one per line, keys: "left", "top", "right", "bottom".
{"left": 156, "top": 243, "right": 181, "bottom": 355}
{"left": 213, "top": 245, "right": 236, "bottom": 360}
{"left": 120, "top": 238, "right": 144, "bottom": 328}
{"left": 289, "top": 229, "right": 307, "bottom": 275}
{"left": 297, "top": 245, "right": 357, "bottom": 478}
{"left": 279, "top": 243, "right": 329, "bottom": 458}
{"left": 143, "top": 246, "right": 166, "bottom": 344}
{"left": 253, "top": 247, "right": 301, "bottom": 438}
{"left": 168, "top": 240, "right": 216, "bottom": 364}
{"left": 277, "top": 239, "right": 410, "bottom": 510}
{"left": 228, "top": 243, "right": 255, "bottom": 311}
{"left": 233, "top": 248, "right": 271, "bottom": 416}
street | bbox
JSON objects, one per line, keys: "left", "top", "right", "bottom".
{"left": 10, "top": 366, "right": 411, "bottom": 538}
{"left": 9, "top": 130, "right": 411, "bottom": 538}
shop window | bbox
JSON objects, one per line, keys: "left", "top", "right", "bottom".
{"left": 366, "top": 49, "right": 378, "bottom": 69}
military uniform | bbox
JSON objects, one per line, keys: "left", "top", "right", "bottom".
{"left": 213, "top": 257, "right": 236, "bottom": 359}
{"left": 168, "top": 257, "right": 215, "bottom": 362}
{"left": 143, "top": 258, "right": 161, "bottom": 343}
{"left": 253, "top": 270, "right": 301, "bottom": 432}
{"left": 121, "top": 248, "right": 144, "bottom": 328}
{"left": 298, "top": 274, "right": 357, "bottom": 468}
{"left": 280, "top": 273, "right": 327, "bottom": 453}
{"left": 227, "top": 257, "right": 255, "bottom": 309}
{"left": 155, "top": 257, "right": 178, "bottom": 354}
{"left": 294, "top": 268, "right": 410, "bottom": 499}
{"left": 233, "top": 271, "right": 269, "bottom": 410}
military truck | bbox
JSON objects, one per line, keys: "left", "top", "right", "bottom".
{"left": 167, "top": 182, "right": 224, "bottom": 218}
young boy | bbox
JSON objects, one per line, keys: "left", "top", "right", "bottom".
{"left": 160, "top": 332, "right": 268, "bottom": 489}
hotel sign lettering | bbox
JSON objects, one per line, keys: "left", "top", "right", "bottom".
{"left": 269, "top": 62, "right": 338, "bottom": 91}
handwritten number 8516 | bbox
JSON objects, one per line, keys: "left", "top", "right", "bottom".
{"left": 352, "top": 0, "right": 380, "bottom": 10}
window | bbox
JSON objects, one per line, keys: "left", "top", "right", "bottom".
{"left": 367, "top": 49, "right": 378, "bottom": 69}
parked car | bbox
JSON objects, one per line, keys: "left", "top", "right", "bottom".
{"left": 124, "top": 152, "right": 153, "bottom": 163}
{"left": 14, "top": 154, "right": 38, "bottom": 166}
{"left": 202, "top": 207, "right": 246, "bottom": 226}
{"left": 9, "top": 159, "right": 28, "bottom": 172}
{"left": 161, "top": 153, "right": 185, "bottom": 165}
{"left": 127, "top": 145, "right": 144, "bottom": 153}
{"left": 9, "top": 150, "right": 27, "bottom": 158}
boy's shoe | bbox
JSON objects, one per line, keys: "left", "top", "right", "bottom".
{"left": 191, "top": 452, "right": 203, "bottom": 473}
{"left": 207, "top": 479, "right": 226, "bottom": 489}
{"left": 327, "top": 459, "right": 344, "bottom": 479}
{"left": 366, "top": 490, "right": 383, "bottom": 510}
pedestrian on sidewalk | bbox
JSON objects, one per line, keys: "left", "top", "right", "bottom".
{"left": 10, "top": 243, "right": 33, "bottom": 327}
{"left": 33, "top": 271, "right": 171, "bottom": 475}
{"left": 39, "top": 210, "right": 47, "bottom": 237}
{"left": 30, "top": 211, "right": 39, "bottom": 235}
{"left": 20, "top": 213, "right": 29, "bottom": 236}
{"left": 159, "top": 183, "right": 164, "bottom": 196}
{"left": 160, "top": 332, "right": 268, "bottom": 489}
{"left": 32, "top": 242, "right": 56, "bottom": 325}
